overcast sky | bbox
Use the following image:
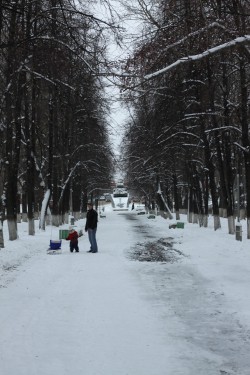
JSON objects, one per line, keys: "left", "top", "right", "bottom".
{"left": 92, "top": 0, "right": 141, "bottom": 159}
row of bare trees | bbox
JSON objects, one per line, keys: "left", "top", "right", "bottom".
{"left": 0, "top": 0, "right": 115, "bottom": 245}
{"left": 120, "top": 0, "right": 250, "bottom": 236}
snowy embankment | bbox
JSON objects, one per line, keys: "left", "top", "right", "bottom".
{"left": 0, "top": 205, "right": 250, "bottom": 375}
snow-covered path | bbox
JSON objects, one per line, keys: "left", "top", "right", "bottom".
{"left": 1, "top": 208, "right": 250, "bottom": 375}
{"left": 0, "top": 211, "right": 174, "bottom": 375}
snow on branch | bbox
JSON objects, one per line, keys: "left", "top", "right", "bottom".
{"left": 157, "top": 131, "right": 201, "bottom": 145}
{"left": 157, "top": 182, "right": 173, "bottom": 219}
{"left": 58, "top": 159, "right": 100, "bottom": 207}
{"left": 39, "top": 189, "right": 51, "bottom": 230}
{"left": 23, "top": 65, "right": 59, "bottom": 86}
{"left": 144, "top": 36, "right": 250, "bottom": 80}
{"left": 205, "top": 126, "right": 242, "bottom": 134}
{"left": 234, "top": 142, "right": 250, "bottom": 153}
{"left": 58, "top": 162, "right": 81, "bottom": 206}
{"left": 161, "top": 22, "right": 234, "bottom": 55}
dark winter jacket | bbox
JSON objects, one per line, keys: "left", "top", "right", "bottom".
{"left": 66, "top": 230, "right": 78, "bottom": 244}
{"left": 85, "top": 208, "right": 98, "bottom": 230}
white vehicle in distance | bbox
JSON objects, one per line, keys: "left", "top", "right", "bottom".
{"left": 135, "top": 204, "right": 146, "bottom": 212}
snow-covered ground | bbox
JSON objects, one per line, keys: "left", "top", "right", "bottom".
{"left": 0, "top": 204, "right": 250, "bottom": 375}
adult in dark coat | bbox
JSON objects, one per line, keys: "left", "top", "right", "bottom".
{"left": 85, "top": 203, "right": 98, "bottom": 253}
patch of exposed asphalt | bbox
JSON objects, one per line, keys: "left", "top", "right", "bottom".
{"left": 128, "top": 237, "right": 186, "bottom": 263}
{"left": 123, "top": 212, "right": 186, "bottom": 263}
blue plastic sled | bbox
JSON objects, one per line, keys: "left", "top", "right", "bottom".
{"left": 47, "top": 240, "right": 62, "bottom": 254}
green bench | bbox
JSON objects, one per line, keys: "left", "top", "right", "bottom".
{"left": 169, "top": 222, "right": 185, "bottom": 229}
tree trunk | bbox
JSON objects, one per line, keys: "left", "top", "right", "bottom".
{"left": 240, "top": 61, "right": 250, "bottom": 238}
{"left": 204, "top": 59, "right": 221, "bottom": 230}
{"left": 5, "top": 2, "right": 19, "bottom": 240}
{"left": 173, "top": 173, "right": 180, "bottom": 220}
{"left": 25, "top": 0, "right": 36, "bottom": 235}
{"left": 22, "top": 192, "right": 28, "bottom": 222}
{"left": 0, "top": 177, "right": 4, "bottom": 248}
